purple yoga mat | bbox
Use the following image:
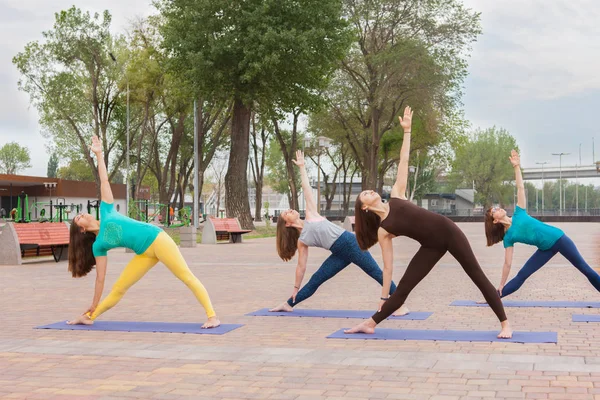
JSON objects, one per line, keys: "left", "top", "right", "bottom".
{"left": 246, "top": 308, "right": 432, "bottom": 320}
{"left": 452, "top": 300, "right": 600, "bottom": 308}
{"left": 572, "top": 314, "right": 600, "bottom": 322}
{"left": 327, "top": 328, "right": 557, "bottom": 343}
{"left": 35, "top": 321, "right": 243, "bottom": 335}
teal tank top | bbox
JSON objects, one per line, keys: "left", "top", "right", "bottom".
{"left": 503, "top": 206, "right": 564, "bottom": 251}
{"left": 92, "top": 202, "right": 162, "bottom": 257}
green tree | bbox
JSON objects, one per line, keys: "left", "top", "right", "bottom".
{"left": 47, "top": 152, "right": 59, "bottom": 178}
{"left": 158, "top": 0, "right": 351, "bottom": 229}
{"left": 13, "top": 7, "right": 127, "bottom": 196}
{"left": 57, "top": 159, "right": 95, "bottom": 182}
{"left": 318, "top": 0, "right": 480, "bottom": 190}
{"left": 449, "top": 127, "right": 519, "bottom": 207}
{"left": 265, "top": 135, "right": 300, "bottom": 207}
{"left": 0, "top": 142, "right": 31, "bottom": 175}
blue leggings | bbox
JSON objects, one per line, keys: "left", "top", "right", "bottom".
{"left": 502, "top": 234, "right": 600, "bottom": 298}
{"left": 288, "top": 231, "right": 397, "bottom": 307}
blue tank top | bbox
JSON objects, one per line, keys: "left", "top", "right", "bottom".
{"left": 503, "top": 206, "right": 564, "bottom": 251}
{"left": 92, "top": 202, "right": 162, "bottom": 257}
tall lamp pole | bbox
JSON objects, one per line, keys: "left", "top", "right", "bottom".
{"left": 109, "top": 52, "right": 130, "bottom": 215}
{"left": 535, "top": 161, "right": 548, "bottom": 215}
{"left": 551, "top": 152, "right": 569, "bottom": 216}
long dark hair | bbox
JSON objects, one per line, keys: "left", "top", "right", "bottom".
{"left": 276, "top": 216, "right": 301, "bottom": 261}
{"left": 484, "top": 207, "right": 506, "bottom": 246}
{"left": 354, "top": 196, "right": 382, "bottom": 250}
{"left": 68, "top": 220, "right": 97, "bottom": 277}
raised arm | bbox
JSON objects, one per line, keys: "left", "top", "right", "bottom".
{"left": 90, "top": 136, "right": 114, "bottom": 204}
{"left": 293, "top": 150, "right": 320, "bottom": 219}
{"left": 510, "top": 150, "right": 526, "bottom": 209}
{"left": 390, "top": 106, "right": 413, "bottom": 199}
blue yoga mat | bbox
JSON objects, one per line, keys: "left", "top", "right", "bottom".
{"left": 451, "top": 300, "right": 600, "bottom": 308}
{"left": 35, "top": 321, "right": 243, "bottom": 335}
{"left": 327, "top": 328, "right": 557, "bottom": 343}
{"left": 572, "top": 314, "right": 600, "bottom": 322}
{"left": 247, "top": 308, "right": 432, "bottom": 320}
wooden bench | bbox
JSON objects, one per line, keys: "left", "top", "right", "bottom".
{"left": 0, "top": 222, "right": 69, "bottom": 265}
{"left": 202, "top": 217, "right": 251, "bottom": 244}
{"left": 343, "top": 216, "right": 355, "bottom": 232}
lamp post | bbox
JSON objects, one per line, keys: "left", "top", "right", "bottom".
{"left": 304, "top": 136, "right": 332, "bottom": 212}
{"left": 551, "top": 153, "right": 569, "bottom": 216}
{"left": 536, "top": 161, "right": 548, "bottom": 215}
{"left": 109, "top": 52, "right": 130, "bottom": 217}
{"left": 576, "top": 143, "right": 581, "bottom": 216}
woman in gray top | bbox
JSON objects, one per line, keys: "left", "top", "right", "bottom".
{"left": 271, "top": 150, "right": 409, "bottom": 315}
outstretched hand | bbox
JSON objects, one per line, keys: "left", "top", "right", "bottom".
{"left": 399, "top": 106, "right": 413, "bottom": 131}
{"left": 90, "top": 135, "right": 102, "bottom": 155}
{"left": 292, "top": 150, "right": 305, "bottom": 167}
{"left": 509, "top": 149, "right": 520, "bottom": 167}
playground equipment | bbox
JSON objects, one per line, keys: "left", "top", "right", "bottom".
{"left": 130, "top": 200, "right": 169, "bottom": 224}
{"left": 87, "top": 200, "right": 100, "bottom": 220}
{"left": 33, "top": 199, "right": 78, "bottom": 222}
{"left": 129, "top": 200, "right": 191, "bottom": 227}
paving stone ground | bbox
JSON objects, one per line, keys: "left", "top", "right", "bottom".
{"left": 2, "top": 222, "right": 600, "bottom": 399}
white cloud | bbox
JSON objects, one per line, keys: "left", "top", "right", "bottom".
{"left": 462, "top": 0, "right": 600, "bottom": 102}
{"left": 0, "top": 0, "right": 155, "bottom": 176}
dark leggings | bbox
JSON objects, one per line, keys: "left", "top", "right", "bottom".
{"left": 372, "top": 225, "right": 507, "bottom": 324}
{"left": 502, "top": 234, "right": 600, "bottom": 297}
{"left": 288, "top": 231, "right": 397, "bottom": 307}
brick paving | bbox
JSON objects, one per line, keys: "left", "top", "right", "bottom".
{"left": 1, "top": 222, "right": 600, "bottom": 399}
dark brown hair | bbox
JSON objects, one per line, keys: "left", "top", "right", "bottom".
{"left": 354, "top": 196, "right": 382, "bottom": 250}
{"left": 68, "top": 220, "right": 97, "bottom": 277}
{"left": 484, "top": 207, "right": 506, "bottom": 246}
{"left": 276, "top": 216, "right": 301, "bottom": 261}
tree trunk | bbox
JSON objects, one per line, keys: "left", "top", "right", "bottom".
{"left": 225, "top": 98, "right": 254, "bottom": 229}
{"left": 254, "top": 182, "right": 263, "bottom": 222}
{"left": 273, "top": 113, "right": 300, "bottom": 211}
{"left": 365, "top": 107, "right": 380, "bottom": 190}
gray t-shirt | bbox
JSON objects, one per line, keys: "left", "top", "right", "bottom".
{"left": 298, "top": 218, "right": 345, "bottom": 250}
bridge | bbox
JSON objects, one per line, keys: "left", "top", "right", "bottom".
{"left": 522, "top": 163, "right": 600, "bottom": 180}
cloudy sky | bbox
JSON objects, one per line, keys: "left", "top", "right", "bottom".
{"left": 1, "top": 0, "right": 599, "bottom": 178}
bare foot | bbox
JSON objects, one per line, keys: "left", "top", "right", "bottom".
{"left": 497, "top": 320, "right": 513, "bottom": 339}
{"left": 269, "top": 302, "right": 293, "bottom": 312}
{"left": 344, "top": 318, "right": 376, "bottom": 334}
{"left": 202, "top": 316, "right": 221, "bottom": 329}
{"left": 393, "top": 304, "right": 410, "bottom": 316}
{"left": 476, "top": 300, "right": 488, "bottom": 304}
{"left": 67, "top": 314, "right": 93, "bottom": 325}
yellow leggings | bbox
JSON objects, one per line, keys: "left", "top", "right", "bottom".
{"left": 90, "top": 232, "right": 216, "bottom": 320}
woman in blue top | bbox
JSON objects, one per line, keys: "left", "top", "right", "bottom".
{"left": 485, "top": 150, "right": 600, "bottom": 298}
{"left": 66, "top": 136, "right": 220, "bottom": 328}
{"left": 270, "top": 150, "right": 408, "bottom": 316}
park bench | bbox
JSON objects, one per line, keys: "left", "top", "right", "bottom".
{"left": 0, "top": 222, "right": 69, "bottom": 265}
{"left": 343, "top": 216, "right": 355, "bottom": 232}
{"left": 202, "top": 217, "right": 251, "bottom": 244}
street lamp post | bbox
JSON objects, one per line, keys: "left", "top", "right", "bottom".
{"left": 109, "top": 52, "right": 130, "bottom": 216}
{"left": 551, "top": 152, "right": 570, "bottom": 216}
{"left": 536, "top": 161, "right": 548, "bottom": 215}
{"left": 305, "top": 137, "right": 332, "bottom": 213}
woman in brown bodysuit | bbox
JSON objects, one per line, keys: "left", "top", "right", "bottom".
{"left": 345, "top": 106, "right": 513, "bottom": 339}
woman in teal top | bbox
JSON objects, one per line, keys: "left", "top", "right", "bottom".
{"left": 66, "top": 136, "right": 220, "bottom": 328}
{"left": 484, "top": 150, "right": 600, "bottom": 297}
